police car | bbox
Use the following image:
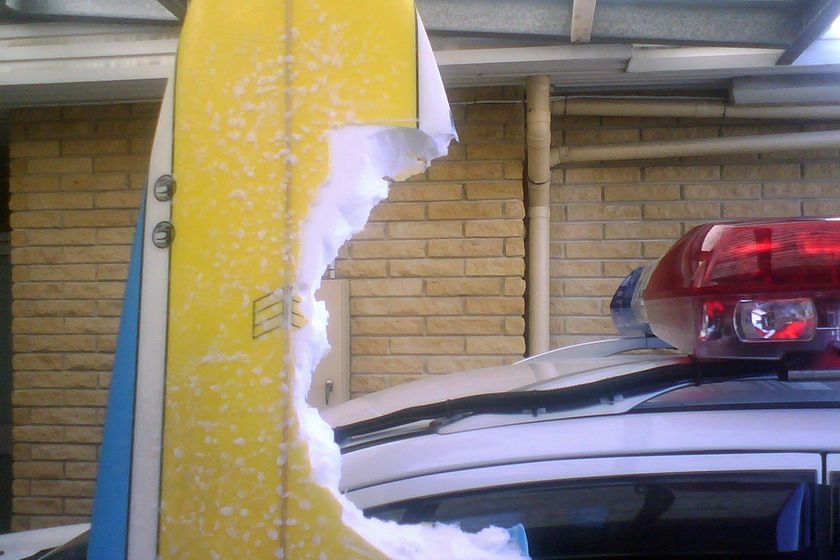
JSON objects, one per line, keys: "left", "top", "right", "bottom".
{"left": 323, "top": 218, "right": 840, "bottom": 559}
{"left": 6, "top": 218, "right": 840, "bottom": 558}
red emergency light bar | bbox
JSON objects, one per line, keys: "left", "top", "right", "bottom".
{"left": 643, "top": 218, "right": 840, "bottom": 359}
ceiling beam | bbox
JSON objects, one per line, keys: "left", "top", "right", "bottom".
{"left": 570, "top": 0, "right": 596, "bottom": 43}
{"left": 777, "top": 0, "right": 840, "bottom": 64}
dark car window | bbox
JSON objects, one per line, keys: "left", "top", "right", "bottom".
{"left": 368, "top": 472, "right": 817, "bottom": 559}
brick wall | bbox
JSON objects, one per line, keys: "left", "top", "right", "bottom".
{"left": 8, "top": 104, "right": 153, "bottom": 530}
{"left": 550, "top": 115, "right": 840, "bottom": 348}
{"left": 336, "top": 86, "right": 527, "bottom": 395}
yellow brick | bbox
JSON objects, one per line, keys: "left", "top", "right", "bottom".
{"left": 550, "top": 260, "right": 602, "bottom": 277}
{"left": 465, "top": 220, "right": 523, "bottom": 238}
{"left": 465, "top": 257, "right": 524, "bottom": 276}
{"left": 13, "top": 318, "right": 64, "bottom": 334}
{"left": 351, "top": 356, "right": 425, "bottom": 374}
{"left": 566, "top": 241, "right": 640, "bottom": 259}
{"left": 803, "top": 200, "right": 840, "bottom": 215}
{"left": 466, "top": 336, "right": 525, "bottom": 355}
{"left": 64, "top": 498, "right": 94, "bottom": 515}
{"left": 96, "top": 227, "right": 136, "bottom": 245}
{"left": 14, "top": 300, "right": 96, "bottom": 318}
{"left": 464, "top": 103, "right": 523, "bottom": 123}
{"left": 427, "top": 356, "right": 504, "bottom": 374}
{"left": 10, "top": 141, "right": 60, "bottom": 158}
{"left": 428, "top": 200, "right": 503, "bottom": 220}
{"left": 466, "top": 143, "right": 523, "bottom": 160}
{"left": 65, "top": 462, "right": 98, "bottom": 480}
{"left": 351, "top": 317, "right": 424, "bottom": 336}
{"left": 349, "top": 278, "right": 423, "bottom": 296}
{"left": 65, "top": 354, "right": 113, "bottom": 372}
{"left": 349, "top": 374, "right": 389, "bottom": 394}
{"left": 25, "top": 265, "right": 95, "bottom": 282}
{"left": 30, "top": 444, "right": 97, "bottom": 461}
{"left": 425, "top": 278, "right": 502, "bottom": 296}
{"left": 93, "top": 191, "right": 142, "bottom": 209}
{"left": 11, "top": 211, "right": 62, "bottom": 228}
{"left": 802, "top": 162, "right": 840, "bottom": 179}
{"left": 565, "top": 204, "right": 642, "bottom": 221}
{"left": 96, "top": 300, "right": 124, "bottom": 316}
{"left": 439, "top": 142, "right": 466, "bottom": 162}
{"left": 368, "top": 202, "right": 426, "bottom": 221}
{"left": 389, "top": 221, "right": 463, "bottom": 239}
{"left": 389, "top": 297, "right": 464, "bottom": 315}
{"left": 93, "top": 155, "right": 148, "bottom": 173}
{"left": 12, "top": 353, "right": 63, "bottom": 371}
{"left": 63, "top": 210, "right": 134, "bottom": 227}
{"left": 722, "top": 201, "right": 801, "bottom": 218}
{"left": 61, "top": 425, "right": 102, "bottom": 445}
{"left": 603, "top": 260, "right": 655, "bottom": 277}
{"left": 27, "top": 157, "right": 92, "bottom": 175}
{"left": 388, "top": 183, "right": 463, "bottom": 202}
{"left": 549, "top": 184, "right": 603, "bottom": 203}
{"left": 13, "top": 461, "right": 64, "bottom": 479}
{"left": 465, "top": 181, "right": 522, "bottom": 200}
{"left": 563, "top": 278, "right": 621, "bottom": 297}
{"left": 62, "top": 389, "right": 108, "bottom": 407}
{"left": 762, "top": 182, "right": 840, "bottom": 199}
{"left": 551, "top": 223, "right": 603, "bottom": 240}
{"left": 643, "top": 202, "right": 720, "bottom": 220}
{"left": 26, "top": 193, "right": 94, "bottom": 210}
{"left": 643, "top": 241, "right": 674, "bottom": 258}
{"left": 503, "top": 161, "right": 522, "bottom": 180}
{"left": 64, "top": 317, "right": 120, "bottom": 334}
{"left": 644, "top": 166, "right": 719, "bottom": 182}
{"left": 11, "top": 106, "right": 61, "bottom": 122}
{"left": 604, "top": 222, "right": 681, "bottom": 239}
{"left": 722, "top": 164, "right": 801, "bottom": 180}
{"left": 12, "top": 247, "right": 63, "bottom": 265}
{"left": 351, "top": 240, "right": 426, "bottom": 259}
{"left": 30, "top": 480, "right": 95, "bottom": 497}
{"left": 504, "top": 277, "right": 526, "bottom": 296}
{"left": 683, "top": 183, "right": 761, "bottom": 200}
{"left": 565, "top": 167, "right": 641, "bottom": 184}
{"left": 456, "top": 124, "right": 505, "bottom": 143}
{"left": 428, "top": 162, "right": 505, "bottom": 181}
{"left": 350, "top": 222, "right": 385, "bottom": 240}
{"left": 60, "top": 173, "right": 129, "bottom": 191}
{"left": 427, "top": 317, "right": 503, "bottom": 335}
{"left": 14, "top": 497, "right": 64, "bottom": 515}
{"left": 13, "top": 425, "right": 63, "bottom": 442}
{"left": 20, "top": 229, "right": 97, "bottom": 246}
{"left": 465, "top": 297, "right": 524, "bottom": 315}
{"left": 428, "top": 239, "right": 503, "bottom": 257}
{"left": 351, "top": 337, "right": 389, "bottom": 355}
{"left": 390, "top": 259, "right": 464, "bottom": 277}
{"left": 13, "top": 283, "right": 64, "bottom": 300}
{"left": 505, "top": 238, "right": 525, "bottom": 257}
{"left": 604, "top": 184, "right": 679, "bottom": 201}
{"left": 504, "top": 200, "right": 525, "bottom": 219}
{"left": 63, "top": 246, "right": 131, "bottom": 264}
{"left": 62, "top": 104, "right": 131, "bottom": 120}
{"left": 95, "top": 263, "right": 129, "bottom": 280}
{"left": 27, "top": 121, "right": 95, "bottom": 140}
{"left": 565, "top": 128, "right": 640, "bottom": 145}
{"left": 390, "top": 337, "right": 465, "bottom": 355}
{"left": 550, "top": 297, "right": 603, "bottom": 316}
{"left": 564, "top": 317, "right": 617, "bottom": 335}
{"left": 61, "top": 138, "right": 128, "bottom": 156}
{"left": 15, "top": 334, "right": 96, "bottom": 353}
{"left": 96, "top": 334, "right": 117, "bottom": 352}
{"left": 9, "top": 175, "right": 60, "bottom": 193}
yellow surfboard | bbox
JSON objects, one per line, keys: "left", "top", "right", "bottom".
{"left": 92, "top": 0, "right": 525, "bottom": 558}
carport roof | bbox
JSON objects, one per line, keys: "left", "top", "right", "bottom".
{"left": 1, "top": 0, "right": 840, "bottom": 107}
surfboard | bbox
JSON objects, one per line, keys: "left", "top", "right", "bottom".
{"left": 89, "top": 1, "right": 470, "bottom": 559}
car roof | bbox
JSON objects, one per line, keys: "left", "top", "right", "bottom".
{"left": 321, "top": 337, "right": 684, "bottom": 429}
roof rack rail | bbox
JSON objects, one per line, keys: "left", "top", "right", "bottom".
{"left": 518, "top": 335, "right": 673, "bottom": 363}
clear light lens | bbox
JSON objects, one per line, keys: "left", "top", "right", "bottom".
{"left": 735, "top": 299, "right": 816, "bottom": 342}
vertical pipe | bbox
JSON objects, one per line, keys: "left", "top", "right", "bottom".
{"left": 526, "top": 75, "right": 551, "bottom": 356}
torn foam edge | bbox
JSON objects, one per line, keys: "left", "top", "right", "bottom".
{"left": 289, "top": 14, "right": 527, "bottom": 560}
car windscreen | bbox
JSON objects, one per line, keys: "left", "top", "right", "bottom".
{"left": 367, "top": 471, "right": 817, "bottom": 559}
{"left": 636, "top": 380, "right": 840, "bottom": 411}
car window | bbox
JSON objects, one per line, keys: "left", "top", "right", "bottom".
{"left": 367, "top": 472, "right": 816, "bottom": 559}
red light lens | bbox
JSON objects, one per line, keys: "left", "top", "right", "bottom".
{"left": 643, "top": 218, "right": 840, "bottom": 358}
